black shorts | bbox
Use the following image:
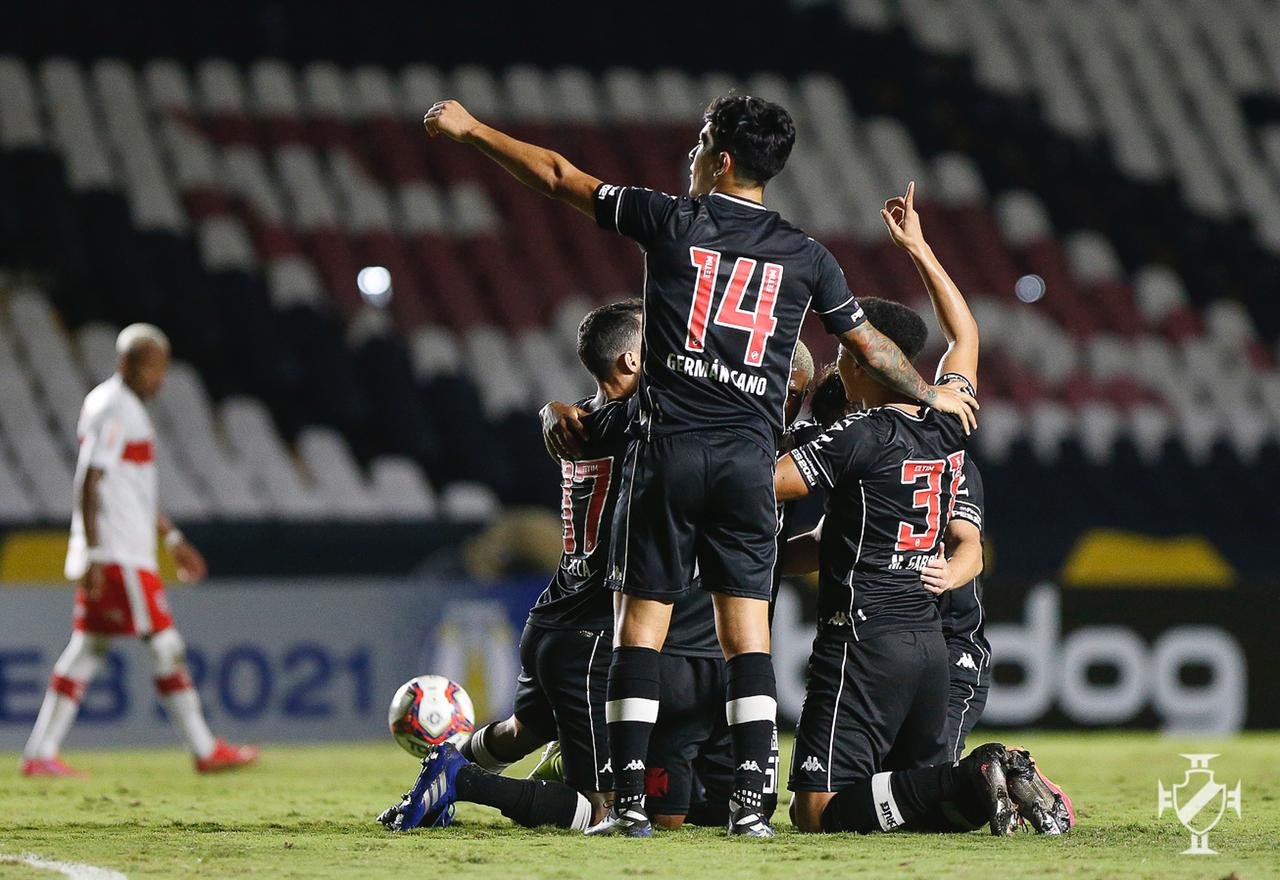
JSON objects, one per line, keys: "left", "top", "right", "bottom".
{"left": 607, "top": 431, "right": 777, "bottom": 602}
{"left": 512, "top": 624, "right": 611, "bottom": 793}
{"left": 789, "top": 630, "right": 949, "bottom": 792}
{"left": 646, "top": 653, "right": 780, "bottom": 821}
{"left": 943, "top": 671, "right": 989, "bottom": 761}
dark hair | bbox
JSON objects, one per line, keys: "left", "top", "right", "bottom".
{"left": 577, "top": 299, "right": 642, "bottom": 380}
{"left": 809, "top": 362, "right": 852, "bottom": 427}
{"left": 703, "top": 95, "right": 796, "bottom": 185}
{"left": 858, "top": 297, "right": 928, "bottom": 361}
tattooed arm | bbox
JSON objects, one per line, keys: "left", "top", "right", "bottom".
{"left": 836, "top": 322, "right": 978, "bottom": 433}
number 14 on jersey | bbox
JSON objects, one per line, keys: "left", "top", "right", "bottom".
{"left": 686, "top": 247, "right": 782, "bottom": 367}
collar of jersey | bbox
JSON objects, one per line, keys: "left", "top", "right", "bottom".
{"left": 712, "top": 192, "right": 768, "bottom": 211}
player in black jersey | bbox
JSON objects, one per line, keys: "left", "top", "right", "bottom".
{"left": 378, "top": 300, "right": 646, "bottom": 833}
{"left": 775, "top": 183, "right": 1070, "bottom": 835}
{"left": 787, "top": 364, "right": 991, "bottom": 761}
{"left": 424, "top": 94, "right": 977, "bottom": 838}
{"left": 538, "top": 343, "right": 816, "bottom": 830}
{"left": 925, "top": 458, "right": 990, "bottom": 760}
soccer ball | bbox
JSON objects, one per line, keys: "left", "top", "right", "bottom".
{"left": 388, "top": 675, "right": 476, "bottom": 758}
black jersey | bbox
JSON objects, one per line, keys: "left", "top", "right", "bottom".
{"left": 938, "top": 457, "right": 989, "bottom": 684}
{"left": 593, "top": 185, "right": 865, "bottom": 452}
{"left": 530, "top": 395, "right": 719, "bottom": 656}
{"left": 790, "top": 406, "right": 968, "bottom": 641}
{"left": 771, "top": 419, "right": 825, "bottom": 608}
{"left": 527, "top": 396, "right": 630, "bottom": 631}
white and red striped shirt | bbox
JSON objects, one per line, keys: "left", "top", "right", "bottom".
{"left": 65, "top": 374, "right": 158, "bottom": 579}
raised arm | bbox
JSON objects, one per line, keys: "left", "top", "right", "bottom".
{"left": 882, "top": 181, "right": 979, "bottom": 392}
{"left": 836, "top": 322, "right": 978, "bottom": 434}
{"left": 424, "top": 101, "right": 601, "bottom": 218}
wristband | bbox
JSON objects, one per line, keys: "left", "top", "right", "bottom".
{"left": 164, "top": 528, "right": 185, "bottom": 549}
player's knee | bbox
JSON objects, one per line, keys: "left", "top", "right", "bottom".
{"left": 710, "top": 594, "right": 771, "bottom": 657}
{"left": 495, "top": 715, "right": 544, "bottom": 754}
{"left": 147, "top": 628, "right": 186, "bottom": 675}
{"left": 614, "top": 596, "right": 673, "bottom": 650}
{"left": 791, "top": 792, "right": 834, "bottom": 833}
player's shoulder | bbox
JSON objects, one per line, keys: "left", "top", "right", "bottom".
{"left": 822, "top": 408, "right": 891, "bottom": 442}
{"left": 84, "top": 375, "right": 131, "bottom": 416}
{"left": 783, "top": 418, "right": 824, "bottom": 451}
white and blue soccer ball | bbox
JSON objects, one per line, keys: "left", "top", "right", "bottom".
{"left": 387, "top": 674, "right": 476, "bottom": 758}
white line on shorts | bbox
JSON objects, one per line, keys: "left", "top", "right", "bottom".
{"left": 0, "top": 852, "right": 127, "bottom": 880}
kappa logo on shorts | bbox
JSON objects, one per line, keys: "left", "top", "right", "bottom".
{"left": 737, "top": 760, "right": 761, "bottom": 772}
{"left": 826, "top": 611, "right": 850, "bottom": 627}
{"left": 623, "top": 759, "right": 645, "bottom": 771}
{"left": 800, "top": 755, "right": 825, "bottom": 772}
{"left": 955, "top": 652, "right": 978, "bottom": 671}
{"left": 598, "top": 759, "right": 612, "bottom": 775}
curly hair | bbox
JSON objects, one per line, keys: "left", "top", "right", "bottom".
{"left": 858, "top": 297, "right": 929, "bottom": 361}
{"left": 703, "top": 94, "right": 797, "bottom": 185}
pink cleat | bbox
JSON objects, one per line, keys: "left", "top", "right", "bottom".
{"left": 21, "top": 756, "right": 88, "bottom": 778}
{"left": 195, "top": 739, "right": 259, "bottom": 773}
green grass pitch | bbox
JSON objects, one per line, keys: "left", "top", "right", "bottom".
{"left": 2, "top": 732, "right": 1278, "bottom": 879}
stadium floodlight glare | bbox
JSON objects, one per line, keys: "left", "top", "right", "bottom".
{"left": 357, "top": 266, "right": 393, "bottom": 308}
{"left": 1015, "top": 273, "right": 1046, "bottom": 303}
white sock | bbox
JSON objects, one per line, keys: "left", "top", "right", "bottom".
{"left": 162, "top": 687, "right": 216, "bottom": 758}
{"left": 571, "top": 793, "right": 594, "bottom": 832}
{"left": 24, "top": 633, "right": 104, "bottom": 761}
{"left": 468, "top": 724, "right": 513, "bottom": 772}
{"left": 24, "top": 690, "right": 80, "bottom": 760}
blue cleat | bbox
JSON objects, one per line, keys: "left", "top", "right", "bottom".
{"left": 376, "top": 743, "right": 467, "bottom": 832}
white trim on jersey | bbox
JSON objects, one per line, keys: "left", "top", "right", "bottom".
{"left": 712, "top": 192, "right": 768, "bottom": 211}
{"left": 814, "top": 293, "right": 858, "bottom": 315}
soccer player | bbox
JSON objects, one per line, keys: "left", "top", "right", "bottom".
{"left": 792, "top": 367, "right": 990, "bottom": 761}
{"left": 423, "top": 94, "right": 977, "bottom": 838}
{"left": 775, "top": 184, "right": 1071, "bottom": 835}
{"left": 21, "top": 324, "right": 258, "bottom": 777}
{"left": 924, "top": 461, "right": 989, "bottom": 760}
{"left": 378, "top": 301, "right": 746, "bottom": 832}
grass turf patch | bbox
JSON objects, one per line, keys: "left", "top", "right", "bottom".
{"left": 2, "top": 732, "right": 1277, "bottom": 879}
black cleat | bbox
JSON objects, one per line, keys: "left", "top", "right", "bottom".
{"left": 727, "top": 801, "right": 774, "bottom": 837}
{"left": 958, "top": 742, "right": 1018, "bottom": 836}
{"left": 1004, "top": 747, "right": 1075, "bottom": 834}
{"left": 585, "top": 804, "right": 652, "bottom": 837}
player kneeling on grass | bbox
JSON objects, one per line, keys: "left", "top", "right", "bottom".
{"left": 21, "top": 324, "right": 257, "bottom": 777}
{"left": 377, "top": 305, "right": 789, "bottom": 834}
{"left": 773, "top": 185, "right": 1072, "bottom": 835}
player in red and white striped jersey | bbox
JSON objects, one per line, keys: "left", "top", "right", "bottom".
{"left": 21, "top": 324, "right": 258, "bottom": 777}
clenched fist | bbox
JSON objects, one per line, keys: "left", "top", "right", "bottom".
{"left": 423, "top": 100, "right": 481, "bottom": 142}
